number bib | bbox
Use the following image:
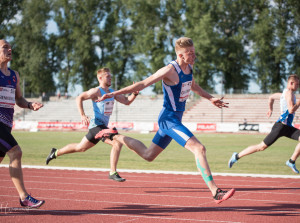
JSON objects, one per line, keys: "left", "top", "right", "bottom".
{"left": 179, "top": 81, "right": 192, "bottom": 102}
{"left": 0, "top": 87, "right": 15, "bottom": 108}
{"left": 104, "top": 100, "right": 114, "bottom": 116}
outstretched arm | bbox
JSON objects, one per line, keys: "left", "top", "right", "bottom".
{"left": 98, "top": 65, "right": 172, "bottom": 102}
{"left": 115, "top": 66, "right": 172, "bottom": 95}
{"left": 191, "top": 78, "right": 228, "bottom": 108}
{"left": 114, "top": 82, "right": 140, "bottom": 105}
{"left": 115, "top": 91, "right": 139, "bottom": 105}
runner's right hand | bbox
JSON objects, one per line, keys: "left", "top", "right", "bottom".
{"left": 95, "top": 93, "right": 114, "bottom": 102}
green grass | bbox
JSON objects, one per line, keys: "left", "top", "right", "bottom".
{"left": 1, "top": 131, "right": 298, "bottom": 175}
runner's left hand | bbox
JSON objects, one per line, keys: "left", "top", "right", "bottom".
{"left": 210, "top": 97, "right": 229, "bottom": 108}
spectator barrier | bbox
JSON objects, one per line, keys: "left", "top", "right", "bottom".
{"left": 13, "top": 120, "right": 293, "bottom": 133}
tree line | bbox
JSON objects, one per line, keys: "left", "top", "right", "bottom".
{"left": 1, "top": 0, "right": 299, "bottom": 96}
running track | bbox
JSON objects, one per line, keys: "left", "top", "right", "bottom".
{"left": 1, "top": 165, "right": 300, "bottom": 223}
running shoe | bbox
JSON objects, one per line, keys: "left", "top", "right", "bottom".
{"left": 95, "top": 127, "right": 118, "bottom": 140}
{"left": 213, "top": 188, "right": 235, "bottom": 204}
{"left": 228, "top": 152, "right": 238, "bottom": 168}
{"left": 286, "top": 160, "right": 299, "bottom": 174}
{"left": 46, "top": 148, "right": 57, "bottom": 165}
{"left": 109, "top": 172, "right": 126, "bottom": 182}
{"left": 20, "top": 195, "right": 45, "bottom": 208}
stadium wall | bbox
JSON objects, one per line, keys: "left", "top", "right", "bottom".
{"left": 13, "top": 120, "right": 294, "bottom": 133}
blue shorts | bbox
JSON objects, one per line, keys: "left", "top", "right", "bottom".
{"left": 152, "top": 107, "right": 194, "bottom": 149}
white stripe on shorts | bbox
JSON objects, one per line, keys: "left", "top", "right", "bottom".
{"left": 173, "top": 128, "right": 190, "bottom": 142}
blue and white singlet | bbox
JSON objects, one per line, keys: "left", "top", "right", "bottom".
{"left": 276, "top": 89, "right": 296, "bottom": 127}
{"left": 0, "top": 68, "right": 17, "bottom": 128}
{"left": 162, "top": 61, "right": 193, "bottom": 111}
{"left": 89, "top": 87, "right": 114, "bottom": 128}
{"left": 152, "top": 61, "right": 194, "bottom": 149}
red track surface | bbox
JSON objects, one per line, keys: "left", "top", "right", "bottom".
{"left": 1, "top": 167, "right": 300, "bottom": 223}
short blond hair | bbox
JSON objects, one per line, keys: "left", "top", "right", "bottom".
{"left": 175, "top": 37, "right": 194, "bottom": 53}
{"left": 97, "top": 67, "right": 110, "bottom": 76}
{"left": 288, "top": 74, "right": 299, "bottom": 82}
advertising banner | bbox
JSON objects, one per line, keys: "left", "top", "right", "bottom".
{"left": 37, "top": 122, "right": 87, "bottom": 130}
{"left": 196, "top": 123, "right": 216, "bottom": 131}
{"left": 239, "top": 123, "right": 259, "bottom": 131}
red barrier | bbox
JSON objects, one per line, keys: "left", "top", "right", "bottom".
{"left": 37, "top": 122, "right": 87, "bottom": 130}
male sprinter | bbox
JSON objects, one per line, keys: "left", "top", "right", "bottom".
{"left": 229, "top": 74, "right": 300, "bottom": 174}
{"left": 0, "top": 39, "right": 44, "bottom": 208}
{"left": 96, "top": 37, "right": 235, "bottom": 204}
{"left": 46, "top": 67, "right": 139, "bottom": 182}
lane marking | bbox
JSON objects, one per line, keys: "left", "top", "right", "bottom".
{"left": 1, "top": 164, "right": 299, "bottom": 178}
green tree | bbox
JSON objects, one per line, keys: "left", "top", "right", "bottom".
{"left": 9, "top": 0, "right": 55, "bottom": 96}
{"left": 71, "top": 0, "right": 104, "bottom": 91}
{"left": 250, "top": 0, "right": 296, "bottom": 92}
{"left": 120, "top": 0, "right": 186, "bottom": 93}
{"left": 94, "top": 0, "right": 141, "bottom": 89}
{"left": 185, "top": 0, "right": 255, "bottom": 93}
{"left": 4, "top": 0, "right": 299, "bottom": 96}
{"left": 53, "top": 0, "right": 110, "bottom": 92}
{"left": 0, "top": 0, "right": 22, "bottom": 39}
{"left": 286, "top": 0, "right": 300, "bottom": 76}
{"left": 52, "top": 0, "right": 79, "bottom": 94}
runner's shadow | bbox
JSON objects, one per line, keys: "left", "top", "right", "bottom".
{"left": 4, "top": 203, "right": 300, "bottom": 217}
{"left": 118, "top": 186, "right": 208, "bottom": 194}
{"left": 246, "top": 203, "right": 300, "bottom": 217}
{"left": 235, "top": 187, "right": 300, "bottom": 191}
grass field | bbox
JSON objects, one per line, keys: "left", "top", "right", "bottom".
{"left": 1, "top": 131, "right": 299, "bottom": 175}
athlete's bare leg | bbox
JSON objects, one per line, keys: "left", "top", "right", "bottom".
{"left": 184, "top": 136, "right": 218, "bottom": 196}
{"left": 113, "top": 134, "right": 163, "bottom": 161}
{"left": 6, "top": 146, "right": 28, "bottom": 200}
{"left": 238, "top": 141, "right": 268, "bottom": 159}
{"left": 103, "top": 138, "right": 123, "bottom": 173}
{"left": 291, "top": 142, "right": 300, "bottom": 161}
{"left": 57, "top": 137, "right": 95, "bottom": 156}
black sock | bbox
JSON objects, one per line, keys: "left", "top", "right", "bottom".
{"left": 289, "top": 159, "right": 295, "bottom": 164}
{"left": 236, "top": 153, "right": 240, "bottom": 160}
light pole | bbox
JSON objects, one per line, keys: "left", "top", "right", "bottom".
{"left": 23, "top": 77, "right": 25, "bottom": 121}
{"left": 115, "top": 77, "right": 118, "bottom": 124}
{"left": 221, "top": 75, "right": 224, "bottom": 123}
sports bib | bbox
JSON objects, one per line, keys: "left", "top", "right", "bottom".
{"left": 104, "top": 100, "right": 114, "bottom": 116}
{"left": 0, "top": 87, "right": 15, "bottom": 108}
{"left": 179, "top": 81, "right": 192, "bottom": 102}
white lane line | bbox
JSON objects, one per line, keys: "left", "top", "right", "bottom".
{"left": 1, "top": 164, "right": 299, "bottom": 178}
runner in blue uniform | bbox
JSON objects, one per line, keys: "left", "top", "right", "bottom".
{"left": 228, "top": 74, "right": 300, "bottom": 174}
{"left": 0, "top": 39, "right": 44, "bottom": 208}
{"left": 96, "top": 37, "right": 235, "bottom": 204}
{"left": 46, "top": 67, "right": 139, "bottom": 182}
